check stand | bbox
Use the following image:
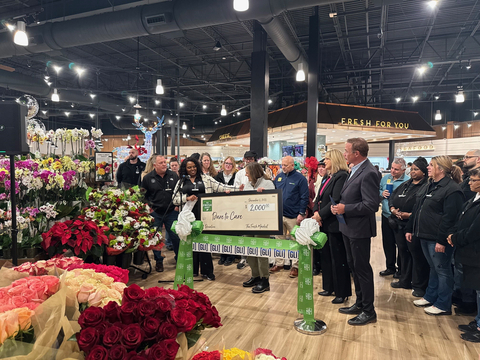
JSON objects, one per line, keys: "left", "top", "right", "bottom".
{"left": 172, "top": 220, "right": 328, "bottom": 335}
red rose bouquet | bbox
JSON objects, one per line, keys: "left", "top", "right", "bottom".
{"left": 41, "top": 219, "right": 109, "bottom": 259}
{"left": 76, "top": 284, "right": 222, "bottom": 359}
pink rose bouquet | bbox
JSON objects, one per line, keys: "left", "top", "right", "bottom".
{"left": 66, "top": 263, "right": 129, "bottom": 284}
{"left": 13, "top": 256, "right": 84, "bottom": 276}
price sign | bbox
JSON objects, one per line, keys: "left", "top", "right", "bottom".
{"left": 198, "top": 190, "right": 283, "bottom": 235}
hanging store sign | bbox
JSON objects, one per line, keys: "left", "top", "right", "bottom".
{"left": 340, "top": 117, "right": 410, "bottom": 129}
{"left": 400, "top": 144, "right": 435, "bottom": 152}
{"left": 219, "top": 133, "right": 233, "bottom": 140}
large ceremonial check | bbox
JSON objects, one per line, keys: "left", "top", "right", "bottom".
{"left": 198, "top": 189, "right": 283, "bottom": 235}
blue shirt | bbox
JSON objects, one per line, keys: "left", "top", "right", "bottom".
{"left": 349, "top": 159, "right": 367, "bottom": 179}
{"left": 274, "top": 170, "right": 309, "bottom": 219}
{"left": 380, "top": 173, "right": 409, "bottom": 217}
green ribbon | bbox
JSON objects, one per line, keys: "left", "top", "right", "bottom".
{"left": 171, "top": 221, "right": 327, "bottom": 329}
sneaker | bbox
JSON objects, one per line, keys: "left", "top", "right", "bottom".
{"left": 413, "top": 298, "right": 432, "bottom": 307}
{"left": 203, "top": 274, "right": 216, "bottom": 281}
{"left": 411, "top": 290, "right": 425, "bottom": 298}
{"left": 424, "top": 306, "right": 451, "bottom": 316}
{"left": 237, "top": 259, "right": 247, "bottom": 269}
{"left": 218, "top": 258, "right": 225, "bottom": 265}
{"left": 224, "top": 259, "right": 233, "bottom": 266}
{"left": 458, "top": 320, "right": 479, "bottom": 333}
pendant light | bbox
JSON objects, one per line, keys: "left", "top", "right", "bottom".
{"left": 221, "top": 105, "right": 227, "bottom": 116}
{"left": 233, "top": 0, "right": 249, "bottom": 11}
{"left": 51, "top": 89, "right": 60, "bottom": 102}
{"left": 296, "top": 63, "right": 305, "bottom": 82}
{"left": 156, "top": 79, "right": 164, "bottom": 95}
{"left": 434, "top": 110, "right": 442, "bottom": 121}
{"left": 13, "top": 21, "right": 28, "bottom": 46}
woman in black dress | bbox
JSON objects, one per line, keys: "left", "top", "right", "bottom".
{"left": 312, "top": 149, "right": 351, "bottom": 304}
{"left": 173, "top": 157, "right": 236, "bottom": 280}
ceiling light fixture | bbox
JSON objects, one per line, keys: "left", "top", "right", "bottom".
{"left": 434, "top": 94, "right": 440, "bottom": 100}
{"left": 5, "top": 23, "right": 15, "bottom": 32}
{"left": 442, "top": 126, "right": 446, "bottom": 131}
{"left": 89, "top": 94, "right": 96, "bottom": 99}
{"left": 296, "top": 63, "right": 306, "bottom": 82}
{"left": 466, "top": 60, "right": 472, "bottom": 70}
{"left": 183, "top": 133, "right": 187, "bottom": 138}
{"left": 468, "top": 123, "right": 472, "bottom": 128}
{"left": 152, "top": 110, "right": 157, "bottom": 115}
{"left": 428, "top": 0, "right": 438, "bottom": 9}
{"left": 221, "top": 105, "right": 227, "bottom": 116}
{"left": 41, "top": 110, "right": 47, "bottom": 115}
{"left": 75, "top": 67, "right": 85, "bottom": 76}
{"left": 53, "top": 65, "right": 62, "bottom": 74}
{"left": 64, "top": 112, "right": 70, "bottom": 117}
{"left": 237, "top": 111, "right": 241, "bottom": 116}
{"left": 213, "top": 41, "right": 222, "bottom": 51}
{"left": 417, "top": 66, "right": 427, "bottom": 75}
{"left": 13, "top": 21, "right": 28, "bottom": 46}
{"left": 268, "top": 99, "right": 273, "bottom": 104}
{"left": 203, "top": 104, "right": 207, "bottom": 109}
{"left": 412, "top": 96, "right": 419, "bottom": 103}
{"left": 89, "top": 113, "right": 95, "bottom": 118}
{"left": 395, "top": 97, "right": 401, "bottom": 103}
{"left": 129, "top": 97, "right": 136, "bottom": 103}
{"left": 51, "top": 88, "right": 59, "bottom": 102}
{"left": 134, "top": 110, "right": 142, "bottom": 121}
{"left": 179, "top": 102, "right": 184, "bottom": 108}
{"left": 155, "top": 99, "right": 160, "bottom": 105}
{"left": 454, "top": 125, "right": 460, "bottom": 130}
{"left": 233, "top": 0, "right": 249, "bottom": 12}
{"left": 155, "top": 79, "right": 164, "bottom": 95}
{"left": 456, "top": 90, "right": 465, "bottom": 103}
{"left": 434, "top": 110, "right": 442, "bottom": 121}
{"left": 474, "top": 112, "right": 479, "bottom": 117}
{"left": 116, "top": 116, "right": 121, "bottom": 120}
{"left": 182, "top": 122, "right": 187, "bottom": 130}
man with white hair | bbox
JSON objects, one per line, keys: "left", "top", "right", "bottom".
{"left": 379, "top": 158, "right": 409, "bottom": 278}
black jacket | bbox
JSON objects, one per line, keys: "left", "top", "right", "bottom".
{"left": 116, "top": 160, "right": 145, "bottom": 188}
{"left": 312, "top": 170, "right": 348, "bottom": 233}
{"left": 405, "top": 176, "right": 464, "bottom": 246}
{"left": 461, "top": 170, "right": 477, "bottom": 201}
{"left": 141, "top": 169, "right": 179, "bottom": 215}
{"left": 451, "top": 196, "right": 480, "bottom": 268}
{"left": 214, "top": 171, "right": 236, "bottom": 185}
{"left": 388, "top": 177, "right": 427, "bottom": 226}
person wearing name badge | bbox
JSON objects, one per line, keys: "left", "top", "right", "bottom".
{"left": 405, "top": 156, "right": 464, "bottom": 316}
{"left": 379, "top": 158, "right": 409, "bottom": 278}
{"left": 117, "top": 148, "right": 146, "bottom": 189}
{"left": 312, "top": 149, "right": 351, "bottom": 304}
{"left": 141, "top": 155, "right": 180, "bottom": 273}
{"left": 173, "top": 157, "right": 237, "bottom": 281}
{"left": 215, "top": 156, "right": 238, "bottom": 266}
{"left": 241, "top": 162, "right": 275, "bottom": 293}
{"left": 234, "top": 150, "right": 258, "bottom": 270}
{"left": 331, "top": 138, "right": 380, "bottom": 326}
{"left": 270, "top": 156, "right": 309, "bottom": 278}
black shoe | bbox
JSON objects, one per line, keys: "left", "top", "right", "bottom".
{"left": 458, "top": 320, "right": 479, "bottom": 333}
{"left": 243, "top": 277, "right": 261, "bottom": 287}
{"left": 269, "top": 263, "right": 274, "bottom": 268}
{"left": 461, "top": 331, "right": 480, "bottom": 343}
{"left": 339, "top": 303, "right": 363, "bottom": 315}
{"left": 393, "top": 271, "right": 401, "bottom": 279}
{"left": 237, "top": 259, "right": 247, "bottom": 269}
{"left": 284, "top": 264, "right": 291, "bottom": 271}
{"left": 252, "top": 278, "right": 270, "bottom": 293}
{"left": 379, "top": 269, "right": 395, "bottom": 276}
{"left": 455, "top": 304, "right": 477, "bottom": 316}
{"left": 318, "top": 290, "right": 333, "bottom": 296}
{"left": 193, "top": 273, "right": 199, "bottom": 277}
{"left": 312, "top": 268, "right": 320, "bottom": 276}
{"left": 332, "top": 297, "right": 348, "bottom": 304}
{"left": 155, "top": 263, "right": 164, "bottom": 272}
{"left": 218, "top": 258, "right": 225, "bottom": 265}
{"left": 348, "top": 311, "right": 377, "bottom": 326}
{"left": 224, "top": 259, "right": 233, "bottom": 266}
{"left": 166, "top": 245, "right": 173, "bottom": 251}
{"left": 390, "top": 281, "right": 412, "bottom": 289}
{"left": 411, "top": 289, "right": 425, "bottom": 298}
{"left": 205, "top": 273, "right": 215, "bottom": 281}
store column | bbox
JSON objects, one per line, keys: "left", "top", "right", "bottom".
{"left": 388, "top": 140, "right": 395, "bottom": 169}
{"left": 306, "top": 7, "right": 319, "bottom": 157}
{"left": 250, "top": 21, "right": 269, "bottom": 158}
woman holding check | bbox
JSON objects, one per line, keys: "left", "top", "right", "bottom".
{"left": 173, "top": 156, "right": 237, "bottom": 281}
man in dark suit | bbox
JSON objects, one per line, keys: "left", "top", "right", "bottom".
{"left": 331, "top": 138, "right": 380, "bottom": 325}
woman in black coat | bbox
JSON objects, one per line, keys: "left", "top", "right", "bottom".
{"left": 312, "top": 149, "right": 351, "bottom": 304}
{"left": 448, "top": 167, "right": 480, "bottom": 342}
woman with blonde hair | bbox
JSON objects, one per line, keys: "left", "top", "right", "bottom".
{"left": 312, "top": 149, "right": 351, "bottom": 304}
{"left": 140, "top": 153, "right": 158, "bottom": 182}
{"left": 405, "top": 155, "right": 464, "bottom": 315}
{"left": 200, "top": 152, "right": 218, "bottom": 177}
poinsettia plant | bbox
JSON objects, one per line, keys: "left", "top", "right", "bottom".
{"left": 41, "top": 219, "right": 108, "bottom": 259}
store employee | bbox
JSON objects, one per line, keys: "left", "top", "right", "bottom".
{"left": 116, "top": 148, "right": 146, "bottom": 189}
{"left": 141, "top": 155, "right": 180, "bottom": 272}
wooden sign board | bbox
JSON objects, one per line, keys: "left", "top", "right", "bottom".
{"left": 198, "top": 190, "right": 283, "bottom": 235}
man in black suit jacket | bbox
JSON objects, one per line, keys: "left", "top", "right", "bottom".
{"left": 331, "top": 138, "right": 380, "bottom": 325}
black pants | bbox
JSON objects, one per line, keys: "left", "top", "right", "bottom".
{"left": 406, "top": 236, "right": 429, "bottom": 294}
{"left": 324, "top": 231, "right": 352, "bottom": 298}
{"left": 193, "top": 252, "right": 214, "bottom": 276}
{"left": 312, "top": 249, "right": 321, "bottom": 271}
{"left": 343, "top": 235, "right": 375, "bottom": 314}
{"left": 381, "top": 216, "right": 399, "bottom": 272}
{"left": 393, "top": 225, "right": 412, "bottom": 286}
{"left": 320, "top": 240, "right": 333, "bottom": 293}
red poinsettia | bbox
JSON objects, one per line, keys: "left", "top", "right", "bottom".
{"left": 41, "top": 219, "right": 109, "bottom": 259}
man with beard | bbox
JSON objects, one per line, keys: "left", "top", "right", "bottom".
{"left": 116, "top": 148, "right": 146, "bottom": 189}
{"left": 461, "top": 150, "right": 480, "bottom": 200}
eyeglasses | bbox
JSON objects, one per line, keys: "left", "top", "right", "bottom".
{"left": 224, "top": 162, "right": 233, "bottom": 166}
{"left": 464, "top": 156, "right": 478, "bottom": 159}
{"left": 469, "top": 178, "right": 480, "bottom": 183}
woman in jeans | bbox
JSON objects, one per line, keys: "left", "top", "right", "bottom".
{"left": 405, "top": 155, "right": 464, "bottom": 315}
{"left": 447, "top": 167, "right": 480, "bottom": 342}
{"left": 389, "top": 157, "right": 429, "bottom": 297}
{"left": 312, "top": 149, "right": 351, "bottom": 304}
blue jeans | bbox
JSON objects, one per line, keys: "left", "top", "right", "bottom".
{"left": 421, "top": 239, "right": 454, "bottom": 312}
{"left": 151, "top": 210, "right": 179, "bottom": 264}
{"left": 476, "top": 290, "right": 480, "bottom": 328}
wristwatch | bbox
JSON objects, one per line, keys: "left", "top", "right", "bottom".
{"left": 299, "top": 213, "right": 306, "bottom": 217}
